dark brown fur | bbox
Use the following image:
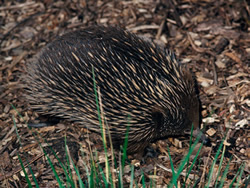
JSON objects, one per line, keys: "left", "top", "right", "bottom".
{"left": 24, "top": 26, "right": 200, "bottom": 154}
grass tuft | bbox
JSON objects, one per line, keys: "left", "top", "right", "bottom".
{"left": 11, "top": 83, "right": 246, "bottom": 187}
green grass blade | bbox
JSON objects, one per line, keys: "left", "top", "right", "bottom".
{"left": 11, "top": 104, "right": 27, "bottom": 124}
{"left": 13, "top": 114, "right": 39, "bottom": 187}
{"left": 37, "top": 137, "right": 75, "bottom": 187}
{"left": 141, "top": 170, "right": 146, "bottom": 188}
{"left": 92, "top": 66, "right": 112, "bottom": 185}
{"left": 27, "top": 165, "right": 39, "bottom": 188}
{"left": 214, "top": 144, "right": 226, "bottom": 187}
{"left": 88, "top": 151, "right": 99, "bottom": 187}
{"left": 98, "top": 163, "right": 109, "bottom": 186}
{"left": 92, "top": 66, "right": 104, "bottom": 140}
{"left": 129, "top": 165, "right": 135, "bottom": 188}
{"left": 167, "top": 146, "right": 177, "bottom": 188}
{"left": 13, "top": 114, "right": 21, "bottom": 145}
{"left": 167, "top": 146, "right": 175, "bottom": 176}
{"left": 105, "top": 118, "right": 117, "bottom": 188}
{"left": 152, "top": 166, "right": 157, "bottom": 188}
{"left": 229, "top": 162, "right": 245, "bottom": 188}
{"left": 192, "top": 159, "right": 202, "bottom": 187}
{"left": 122, "top": 116, "right": 130, "bottom": 172}
{"left": 183, "top": 124, "right": 194, "bottom": 188}
{"left": 79, "top": 150, "right": 90, "bottom": 185}
{"left": 92, "top": 151, "right": 101, "bottom": 187}
{"left": 81, "top": 156, "right": 91, "bottom": 187}
{"left": 169, "top": 132, "right": 203, "bottom": 187}
{"left": 64, "top": 136, "right": 75, "bottom": 187}
{"left": 17, "top": 153, "right": 33, "bottom": 188}
{"left": 89, "top": 164, "right": 94, "bottom": 187}
{"left": 205, "top": 135, "right": 226, "bottom": 188}
{"left": 12, "top": 104, "right": 73, "bottom": 187}
{"left": 37, "top": 137, "right": 77, "bottom": 187}
{"left": 64, "top": 137, "right": 84, "bottom": 188}
{"left": 218, "top": 156, "right": 232, "bottom": 188}
{"left": 185, "top": 143, "right": 203, "bottom": 185}
{"left": 69, "top": 156, "right": 85, "bottom": 188}
{"left": 42, "top": 147, "right": 64, "bottom": 187}
{"left": 183, "top": 124, "right": 199, "bottom": 187}
{"left": 235, "top": 162, "right": 246, "bottom": 188}
{"left": 118, "top": 151, "right": 123, "bottom": 188}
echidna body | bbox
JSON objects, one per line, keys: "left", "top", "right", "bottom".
{"left": 25, "top": 26, "right": 200, "bottom": 153}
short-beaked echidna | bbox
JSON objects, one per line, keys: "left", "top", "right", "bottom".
{"left": 24, "top": 26, "right": 200, "bottom": 154}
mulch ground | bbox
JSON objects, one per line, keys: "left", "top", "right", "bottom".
{"left": 0, "top": 0, "right": 249, "bottom": 187}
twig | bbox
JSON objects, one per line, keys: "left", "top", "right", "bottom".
{"left": 127, "top": 25, "right": 160, "bottom": 32}
{"left": 0, "top": 2, "right": 37, "bottom": 11}
{"left": 156, "top": 17, "right": 166, "bottom": 40}
{"left": 199, "top": 147, "right": 213, "bottom": 188}
{"left": 211, "top": 59, "right": 218, "bottom": 86}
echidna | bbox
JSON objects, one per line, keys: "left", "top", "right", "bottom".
{"left": 24, "top": 26, "right": 200, "bottom": 154}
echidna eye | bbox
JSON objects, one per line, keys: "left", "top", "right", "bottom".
{"left": 152, "top": 111, "right": 164, "bottom": 128}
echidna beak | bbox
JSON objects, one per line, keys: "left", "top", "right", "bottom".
{"left": 184, "top": 127, "right": 208, "bottom": 144}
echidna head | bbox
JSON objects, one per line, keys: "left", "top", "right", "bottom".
{"left": 152, "top": 97, "right": 200, "bottom": 138}
{"left": 151, "top": 69, "right": 201, "bottom": 138}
